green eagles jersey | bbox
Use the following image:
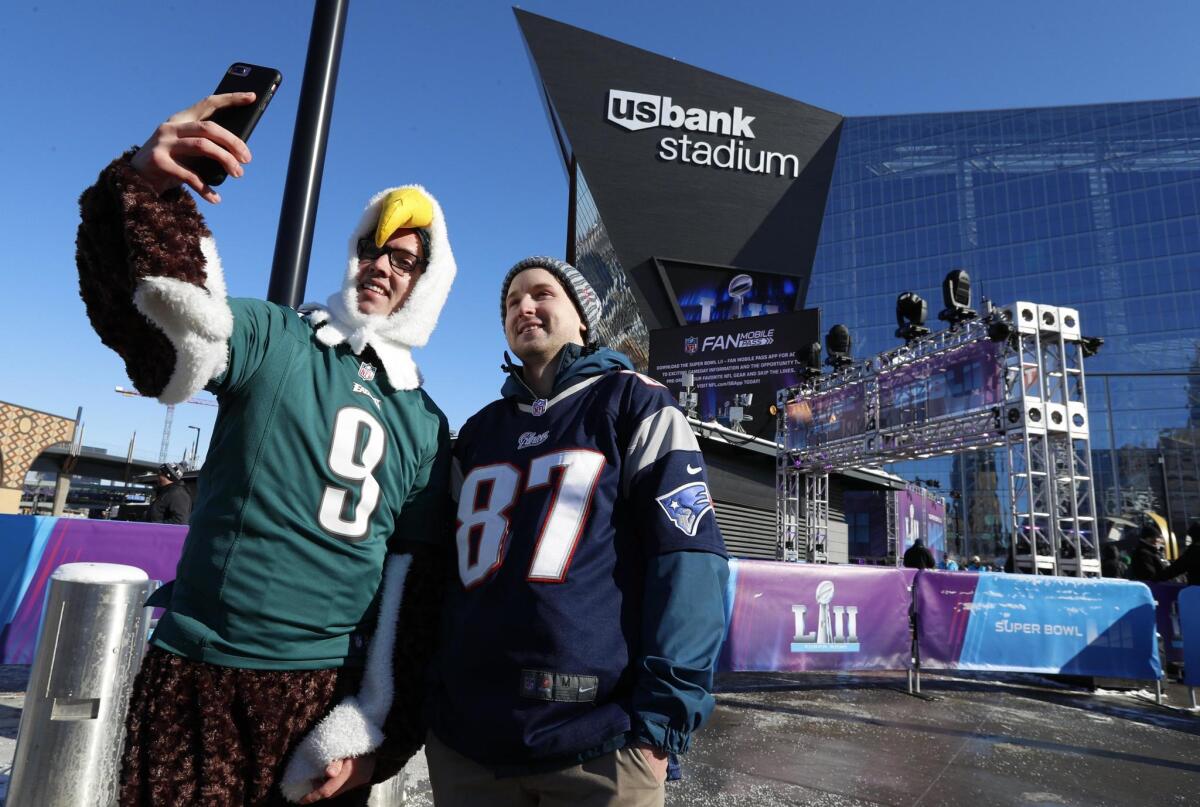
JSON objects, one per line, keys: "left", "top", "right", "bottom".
{"left": 150, "top": 298, "right": 450, "bottom": 670}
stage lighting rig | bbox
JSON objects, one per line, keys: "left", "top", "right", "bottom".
{"left": 1080, "top": 336, "right": 1104, "bottom": 358}
{"left": 824, "top": 324, "right": 854, "bottom": 370}
{"left": 895, "top": 292, "right": 930, "bottom": 343}
{"left": 938, "top": 269, "right": 978, "bottom": 327}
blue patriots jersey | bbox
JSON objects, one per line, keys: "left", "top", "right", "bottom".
{"left": 427, "top": 363, "right": 727, "bottom": 766}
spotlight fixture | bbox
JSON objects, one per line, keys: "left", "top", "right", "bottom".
{"left": 895, "top": 292, "right": 930, "bottom": 343}
{"left": 797, "top": 342, "right": 823, "bottom": 379}
{"left": 1080, "top": 336, "right": 1104, "bottom": 358}
{"left": 938, "top": 269, "right": 978, "bottom": 327}
{"left": 824, "top": 324, "right": 854, "bottom": 370}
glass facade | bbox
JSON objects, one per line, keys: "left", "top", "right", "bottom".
{"left": 573, "top": 167, "right": 651, "bottom": 368}
{"left": 808, "top": 99, "right": 1200, "bottom": 561}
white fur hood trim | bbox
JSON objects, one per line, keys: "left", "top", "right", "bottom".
{"left": 133, "top": 236, "right": 233, "bottom": 405}
{"left": 301, "top": 185, "right": 456, "bottom": 391}
{"left": 279, "top": 553, "right": 412, "bottom": 803}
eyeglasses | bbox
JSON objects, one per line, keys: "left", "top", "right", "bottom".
{"left": 357, "top": 238, "right": 427, "bottom": 274}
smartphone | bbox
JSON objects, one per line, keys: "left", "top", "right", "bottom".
{"left": 194, "top": 62, "right": 282, "bottom": 187}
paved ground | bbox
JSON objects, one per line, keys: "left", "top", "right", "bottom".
{"left": 0, "top": 667, "right": 28, "bottom": 806}
{"left": 676, "top": 672, "right": 1200, "bottom": 806}
{"left": 2, "top": 666, "right": 1197, "bottom": 806}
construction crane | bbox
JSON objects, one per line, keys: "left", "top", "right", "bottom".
{"left": 114, "top": 386, "right": 217, "bottom": 463}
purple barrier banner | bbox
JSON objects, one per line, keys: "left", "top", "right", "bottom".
{"left": 1148, "top": 583, "right": 1186, "bottom": 665}
{"left": 0, "top": 514, "right": 186, "bottom": 664}
{"left": 914, "top": 570, "right": 1161, "bottom": 680}
{"left": 719, "top": 559, "right": 913, "bottom": 672}
{"left": 913, "top": 571, "right": 978, "bottom": 667}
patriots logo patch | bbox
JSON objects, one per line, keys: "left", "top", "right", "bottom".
{"left": 656, "top": 482, "right": 713, "bottom": 537}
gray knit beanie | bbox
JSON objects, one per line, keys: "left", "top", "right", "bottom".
{"left": 500, "top": 256, "right": 601, "bottom": 341}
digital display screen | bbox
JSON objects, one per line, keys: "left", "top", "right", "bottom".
{"left": 655, "top": 258, "right": 802, "bottom": 325}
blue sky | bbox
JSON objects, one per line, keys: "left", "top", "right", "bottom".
{"left": 1, "top": 0, "right": 1196, "bottom": 464}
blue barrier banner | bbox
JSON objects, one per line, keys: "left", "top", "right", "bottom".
{"left": 915, "top": 571, "right": 1161, "bottom": 681}
{"left": 719, "top": 559, "right": 913, "bottom": 672}
{"left": 1179, "top": 587, "right": 1200, "bottom": 687}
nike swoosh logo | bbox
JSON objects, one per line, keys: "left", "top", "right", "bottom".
{"left": 579, "top": 686, "right": 595, "bottom": 693}
{"left": 686, "top": 464, "right": 702, "bottom": 474}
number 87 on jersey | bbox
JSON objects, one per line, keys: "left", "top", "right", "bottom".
{"left": 454, "top": 449, "right": 606, "bottom": 588}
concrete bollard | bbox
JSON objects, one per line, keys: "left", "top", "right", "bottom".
{"left": 7, "top": 563, "right": 155, "bottom": 806}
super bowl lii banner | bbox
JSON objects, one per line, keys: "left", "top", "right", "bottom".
{"left": 719, "top": 559, "right": 912, "bottom": 672}
{"left": 0, "top": 514, "right": 1170, "bottom": 684}
{"left": 914, "top": 570, "right": 1161, "bottom": 680}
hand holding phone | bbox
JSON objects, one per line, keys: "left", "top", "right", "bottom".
{"left": 192, "top": 63, "right": 282, "bottom": 187}
{"left": 130, "top": 63, "right": 281, "bottom": 204}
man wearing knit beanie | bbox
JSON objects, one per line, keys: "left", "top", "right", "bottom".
{"left": 423, "top": 257, "right": 730, "bottom": 806}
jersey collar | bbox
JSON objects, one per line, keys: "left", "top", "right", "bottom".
{"left": 514, "top": 375, "right": 605, "bottom": 414}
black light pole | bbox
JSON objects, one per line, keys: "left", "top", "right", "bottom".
{"left": 268, "top": 0, "right": 350, "bottom": 308}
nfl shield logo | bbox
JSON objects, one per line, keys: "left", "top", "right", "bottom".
{"left": 358, "top": 362, "right": 377, "bottom": 382}
{"left": 684, "top": 337, "right": 698, "bottom": 355}
{"left": 531, "top": 398, "right": 548, "bottom": 417}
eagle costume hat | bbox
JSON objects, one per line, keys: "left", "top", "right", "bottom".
{"left": 302, "top": 185, "right": 457, "bottom": 391}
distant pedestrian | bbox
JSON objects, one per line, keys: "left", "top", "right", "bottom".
{"left": 1128, "top": 527, "right": 1166, "bottom": 582}
{"left": 903, "top": 538, "right": 936, "bottom": 569}
{"left": 1101, "top": 539, "right": 1127, "bottom": 579}
{"left": 145, "top": 463, "right": 191, "bottom": 525}
{"left": 944, "top": 555, "right": 960, "bottom": 571}
{"left": 1157, "top": 521, "right": 1200, "bottom": 586}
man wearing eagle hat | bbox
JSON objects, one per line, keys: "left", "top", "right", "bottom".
{"left": 75, "top": 91, "right": 455, "bottom": 805}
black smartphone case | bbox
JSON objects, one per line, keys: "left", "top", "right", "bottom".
{"left": 196, "top": 63, "right": 282, "bottom": 187}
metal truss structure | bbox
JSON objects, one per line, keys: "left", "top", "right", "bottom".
{"left": 776, "top": 449, "right": 802, "bottom": 563}
{"left": 1001, "top": 303, "right": 1100, "bottom": 575}
{"left": 776, "top": 301, "right": 1100, "bottom": 576}
{"left": 884, "top": 490, "right": 897, "bottom": 561}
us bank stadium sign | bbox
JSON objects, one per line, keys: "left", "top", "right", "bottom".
{"left": 607, "top": 89, "right": 803, "bottom": 179}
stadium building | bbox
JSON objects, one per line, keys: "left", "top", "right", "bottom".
{"left": 516, "top": 10, "right": 1200, "bottom": 564}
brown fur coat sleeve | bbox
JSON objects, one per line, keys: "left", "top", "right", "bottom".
{"left": 75, "top": 152, "right": 213, "bottom": 398}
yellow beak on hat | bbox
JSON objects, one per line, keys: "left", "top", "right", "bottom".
{"left": 374, "top": 188, "right": 435, "bottom": 247}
